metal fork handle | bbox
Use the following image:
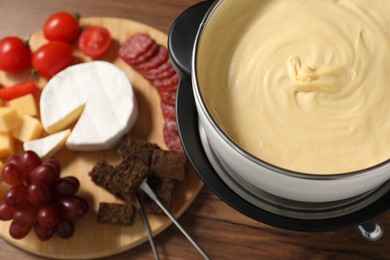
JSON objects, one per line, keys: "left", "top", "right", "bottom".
{"left": 134, "top": 194, "right": 160, "bottom": 260}
{"left": 141, "top": 181, "right": 210, "bottom": 260}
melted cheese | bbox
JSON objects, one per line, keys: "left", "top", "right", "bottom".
{"left": 198, "top": 0, "right": 390, "bottom": 174}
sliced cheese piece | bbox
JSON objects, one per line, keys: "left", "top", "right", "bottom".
{"left": 8, "top": 94, "right": 38, "bottom": 116}
{"left": 24, "top": 129, "right": 71, "bottom": 159}
{"left": 40, "top": 61, "right": 138, "bottom": 151}
{"left": 12, "top": 115, "right": 43, "bottom": 142}
{"left": 0, "top": 132, "right": 14, "bottom": 158}
{"left": 0, "top": 107, "right": 21, "bottom": 132}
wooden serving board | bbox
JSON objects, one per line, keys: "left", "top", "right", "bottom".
{"left": 0, "top": 17, "right": 203, "bottom": 259}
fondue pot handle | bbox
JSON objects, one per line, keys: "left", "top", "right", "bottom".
{"left": 168, "top": 0, "right": 215, "bottom": 82}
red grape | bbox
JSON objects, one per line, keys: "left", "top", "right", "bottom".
{"left": 37, "top": 206, "right": 59, "bottom": 228}
{"left": 19, "top": 151, "right": 42, "bottom": 176}
{"left": 9, "top": 220, "right": 33, "bottom": 239}
{"left": 27, "top": 183, "right": 51, "bottom": 207}
{"left": 44, "top": 159, "right": 61, "bottom": 178}
{"left": 52, "top": 178, "right": 79, "bottom": 199}
{"left": 28, "top": 164, "right": 56, "bottom": 185}
{"left": 13, "top": 203, "right": 37, "bottom": 227}
{"left": 76, "top": 196, "right": 89, "bottom": 213}
{"left": 1, "top": 164, "right": 24, "bottom": 185}
{"left": 58, "top": 196, "right": 88, "bottom": 220}
{"left": 5, "top": 155, "right": 20, "bottom": 167}
{"left": 34, "top": 222, "right": 56, "bottom": 241}
{"left": 56, "top": 218, "right": 74, "bottom": 239}
{"left": 4, "top": 185, "right": 27, "bottom": 208}
{"left": 0, "top": 155, "right": 87, "bottom": 241}
{"left": 0, "top": 201, "right": 16, "bottom": 220}
{"left": 64, "top": 176, "right": 79, "bottom": 191}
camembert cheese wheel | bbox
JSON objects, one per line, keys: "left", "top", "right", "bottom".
{"left": 40, "top": 61, "right": 138, "bottom": 151}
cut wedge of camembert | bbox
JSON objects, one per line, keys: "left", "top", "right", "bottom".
{"left": 40, "top": 61, "right": 138, "bottom": 151}
{"left": 23, "top": 129, "right": 71, "bottom": 159}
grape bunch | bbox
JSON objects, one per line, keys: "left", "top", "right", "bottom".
{"left": 0, "top": 151, "right": 88, "bottom": 241}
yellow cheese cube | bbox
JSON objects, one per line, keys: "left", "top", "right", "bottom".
{"left": 0, "top": 160, "right": 10, "bottom": 198}
{"left": 8, "top": 94, "right": 37, "bottom": 117}
{"left": 0, "top": 132, "right": 14, "bottom": 158}
{"left": 0, "top": 107, "right": 21, "bottom": 132}
{"left": 12, "top": 115, "right": 43, "bottom": 142}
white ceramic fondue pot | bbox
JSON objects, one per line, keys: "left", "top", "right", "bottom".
{"left": 172, "top": 0, "right": 390, "bottom": 203}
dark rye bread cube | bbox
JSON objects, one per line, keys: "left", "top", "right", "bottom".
{"left": 89, "top": 160, "right": 127, "bottom": 200}
{"left": 151, "top": 149, "right": 187, "bottom": 182}
{"left": 89, "top": 160, "right": 115, "bottom": 188}
{"left": 118, "top": 135, "right": 158, "bottom": 165}
{"left": 97, "top": 203, "right": 135, "bottom": 225}
{"left": 89, "top": 159, "right": 149, "bottom": 202}
{"left": 106, "top": 159, "right": 150, "bottom": 202}
{"left": 145, "top": 175, "right": 176, "bottom": 214}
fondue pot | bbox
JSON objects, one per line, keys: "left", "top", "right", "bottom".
{"left": 168, "top": 0, "right": 390, "bottom": 237}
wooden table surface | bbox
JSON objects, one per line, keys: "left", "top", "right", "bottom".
{"left": 1, "top": 0, "right": 390, "bottom": 259}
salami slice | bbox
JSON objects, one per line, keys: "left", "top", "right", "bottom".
{"left": 163, "top": 119, "right": 183, "bottom": 152}
{"left": 153, "top": 74, "right": 180, "bottom": 93}
{"left": 118, "top": 34, "right": 155, "bottom": 62}
{"left": 128, "top": 43, "right": 159, "bottom": 66}
{"left": 144, "top": 66, "right": 176, "bottom": 81}
{"left": 161, "top": 103, "right": 176, "bottom": 122}
{"left": 119, "top": 33, "right": 184, "bottom": 153}
{"left": 158, "top": 90, "right": 176, "bottom": 106}
{"left": 137, "top": 46, "right": 169, "bottom": 71}
{"left": 144, "top": 59, "right": 172, "bottom": 77}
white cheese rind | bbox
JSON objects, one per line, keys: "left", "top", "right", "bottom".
{"left": 40, "top": 61, "right": 138, "bottom": 151}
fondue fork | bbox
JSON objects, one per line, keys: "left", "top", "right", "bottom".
{"left": 134, "top": 194, "right": 160, "bottom": 260}
{"left": 141, "top": 181, "right": 210, "bottom": 260}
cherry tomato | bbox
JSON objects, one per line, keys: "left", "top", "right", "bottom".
{"left": 0, "top": 80, "right": 36, "bottom": 101}
{"left": 43, "top": 12, "right": 80, "bottom": 43}
{"left": 32, "top": 41, "right": 73, "bottom": 78}
{"left": 0, "top": 37, "right": 31, "bottom": 72}
{"left": 78, "top": 26, "right": 111, "bottom": 58}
